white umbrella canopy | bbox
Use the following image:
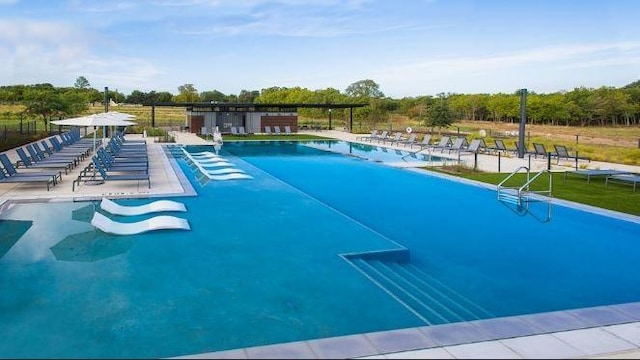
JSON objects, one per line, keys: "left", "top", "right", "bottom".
{"left": 51, "top": 113, "right": 137, "bottom": 152}
{"left": 51, "top": 113, "right": 136, "bottom": 127}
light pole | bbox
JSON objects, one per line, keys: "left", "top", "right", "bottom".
{"left": 328, "top": 108, "right": 332, "bottom": 130}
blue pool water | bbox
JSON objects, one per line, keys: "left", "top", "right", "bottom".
{"left": 0, "top": 140, "right": 639, "bottom": 358}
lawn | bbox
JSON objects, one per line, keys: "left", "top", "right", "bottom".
{"left": 449, "top": 170, "right": 640, "bottom": 216}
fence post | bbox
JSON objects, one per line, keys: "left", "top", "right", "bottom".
{"left": 473, "top": 152, "right": 478, "bottom": 171}
{"left": 498, "top": 152, "right": 501, "bottom": 172}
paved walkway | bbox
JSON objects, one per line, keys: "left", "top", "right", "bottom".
{"left": 1, "top": 130, "right": 640, "bottom": 359}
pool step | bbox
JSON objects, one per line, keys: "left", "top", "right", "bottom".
{"left": 347, "top": 256, "right": 493, "bottom": 325}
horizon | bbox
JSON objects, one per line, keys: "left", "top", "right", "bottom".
{"left": 1, "top": 1, "right": 639, "bottom": 98}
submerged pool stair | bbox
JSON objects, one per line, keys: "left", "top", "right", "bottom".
{"left": 344, "top": 250, "right": 493, "bottom": 325}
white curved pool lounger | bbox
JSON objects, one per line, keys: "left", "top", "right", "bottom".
{"left": 90, "top": 212, "right": 191, "bottom": 236}
{"left": 196, "top": 159, "right": 236, "bottom": 166}
{"left": 190, "top": 151, "right": 222, "bottom": 157}
{"left": 202, "top": 168, "right": 246, "bottom": 175}
{"left": 100, "top": 197, "right": 187, "bottom": 216}
{"left": 206, "top": 173, "right": 253, "bottom": 181}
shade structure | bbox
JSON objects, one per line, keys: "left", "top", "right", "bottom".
{"left": 51, "top": 113, "right": 137, "bottom": 152}
{"left": 49, "top": 229, "right": 133, "bottom": 262}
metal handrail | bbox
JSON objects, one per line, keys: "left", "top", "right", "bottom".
{"left": 519, "top": 169, "right": 552, "bottom": 199}
{"left": 497, "top": 166, "right": 529, "bottom": 198}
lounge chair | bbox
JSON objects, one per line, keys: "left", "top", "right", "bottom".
{"left": 429, "top": 136, "right": 452, "bottom": 152}
{"left": 358, "top": 130, "right": 379, "bottom": 142}
{"left": 90, "top": 212, "right": 190, "bottom": 235}
{"left": 204, "top": 172, "right": 254, "bottom": 181}
{"left": 463, "top": 139, "right": 487, "bottom": 154}
{"left": 532, "top": 143, "right": 557, "bottom": 159}
{"left": 273, "top": 126, "right": 282, "bottom": 135}
{"left": 375, "top": 131, "right": 389, "bottom": 144}
{"left": 238, "top": 126, "right": 250, "bottom": 136}
{"left": 284, "top": 126, "right": 293, "bottom": 135}
{"left": 417, "top": 134, "right": 432, "bottom": 149}
{"left": 514, "top": 141, "right": 533, "bottom": 156}
{"left": 383, "top": 132, "right": 404, "bottom": 145}
{"left": 30, "top": 143, "right": 79, "bottom": 166}
{"left": 73, "top": 156, "right": 150, "bottom": 192}
{"left": 41, "top": 140, "right": 88, "bottom": 161}
{"left": 0, "top": 153, "right": 62, "bottom": 185}
{"left": 564, "top": 169, "right": 630, "bottom": 183}
{"left": 397, "top": 133, "right": 417, "bottom": 148}
{"left": 0, "top": 164, "right": 56, "bottom": 190}
{"left": 605, "top": 173, "right": 640, "bottom": 191}
{"left": 553, "top": 144, "right": 590, "bottom": 164}
{"left": 100, "top": 197, "right": 187, "bottom": 216}
{"left": 445, "top": 137, "right": 469, "bottom": 153}
{"left": 15, "top": 147, "right": 74, "bottom": 174}
{"left": 96, "top": 149, "right": 148, "bottom": 173}
{"left": 230, "top": 126, "right": 239, "bottom": 135}
{"left": 488, "top": 139, "right": 512, "bottom": 154}
{"left": 264, "top": 126, "right": 272, "bottom": 135}
{"left": 26, "top": 144, "right": 78, "bottom": 168}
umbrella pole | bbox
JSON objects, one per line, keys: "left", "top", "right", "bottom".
{"left": 85, "top": 126, "right": 104, "bottom": 186}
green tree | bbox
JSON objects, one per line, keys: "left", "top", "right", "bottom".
{"left": 426, "top": 93, "right": 455, "bottom": 131}
{"left": 173, "top": 83, "right": 199, "bottom": 102}
{"left": 199, "top": 90, "right": 228, "bottom": 103}
{"left": 238, "top": 90, "right": 260, "bottom": 103}
{"left": 74, "top": 76, "right": 90, "bottom": 89}
{"left": 345, "top": 79, "right": 384, "bottom": 99}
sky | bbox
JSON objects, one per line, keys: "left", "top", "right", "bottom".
{"left": 1, "top": 0, "right": 639, "bottom": 98}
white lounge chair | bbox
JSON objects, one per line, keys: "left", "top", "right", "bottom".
{"left": 100, "top": 197, "right": 187, "bottom": 216}
{"left": 204, "top": 172, "right": 253, "bottom": 181}
{"left": 90, "top": 212, "right": 191, "bottom": 235}
{"left": 204, "top": 168, "right": 247, "bottom": 175}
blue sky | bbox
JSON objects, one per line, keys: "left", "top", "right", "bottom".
{"left": 1, "top": 0, "right": 639, "bottom": 98}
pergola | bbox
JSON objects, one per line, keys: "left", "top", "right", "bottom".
{"left": 143, "top": 102, "right": 368, "bottom": 132}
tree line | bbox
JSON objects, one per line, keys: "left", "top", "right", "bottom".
{"left": 1, "top": 76, "right": 639, "bottom": 130}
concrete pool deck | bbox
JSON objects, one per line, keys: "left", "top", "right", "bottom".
{"left": 1, "top": 130, "right": 640, "bottom": 359}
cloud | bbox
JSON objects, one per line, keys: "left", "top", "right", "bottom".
{"left": 360, "top": 41, "right": 640, "bottom": 97}
{"left": 0, "top": 19, "right": 162, "bottom": 90}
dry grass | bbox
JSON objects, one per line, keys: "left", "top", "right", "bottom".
{"left": 2, "top": 104, "right": 639, "bottom": 165}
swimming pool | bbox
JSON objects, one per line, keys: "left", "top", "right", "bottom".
{"left": 1, "top": 140, "right": 639, "bottom": 358}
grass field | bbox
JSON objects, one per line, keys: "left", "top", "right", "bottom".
{"left": 453, "top": 171, "right": 640, "bottom": 216}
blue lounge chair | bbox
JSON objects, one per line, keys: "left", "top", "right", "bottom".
{"left": 15, "top": 147, "right": 74, "bottom": 174}
{"left": 0, "top": 153, "right": 61, "bottom": 185}
{"left": 73, "top": 156, "right": 150, "bottom": 191}
{"left": 0, "top": 163, "right": 56, "bottom": 190}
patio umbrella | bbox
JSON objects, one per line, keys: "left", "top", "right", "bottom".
{"left": 49, "top": 229, "right": 133, "bottom": 262}
{"left": 51, "top": 113, "right": 137, "bottom": 152}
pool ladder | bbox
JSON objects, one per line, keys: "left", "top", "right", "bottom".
{"left": 496, "top": 166, "right": 553, "bottom": 222}
{"left": 497, "top": 166, "right": 552, "bottom": 205}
